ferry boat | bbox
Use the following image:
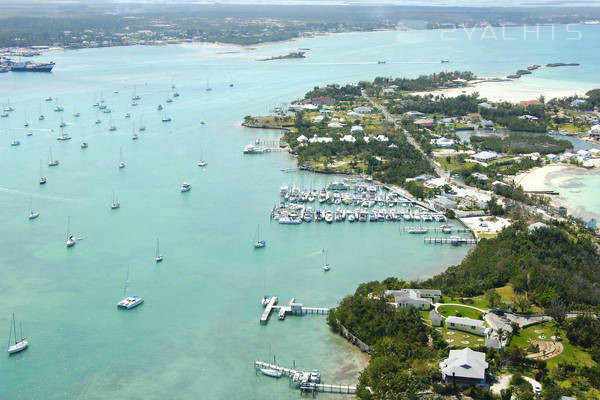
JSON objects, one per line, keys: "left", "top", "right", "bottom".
{"left": 180, "top": 182, "right": 191, "bottom": 192}
{"left": 117, "top": 295, "right": 144, "bottom": 310}
{"left": 7, "top": 313, "right": 28, "bottom": 355}
{"left": 10, "top": 61, "right": 55, "bottom": 72}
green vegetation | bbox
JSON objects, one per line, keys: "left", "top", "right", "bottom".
{"left": 369, "top": 71, "right": 475, "bottom": 93}
{"left": 437, "top": 304, "right": 484, "bottom": 320}
{"left": 470, "top": 132, "right": 572, "bottom": 154}
{"left": 423, "top": 221, "right": 600, "bottom": 310}
{"left": 257, "top": 51, "right": 306, "bottom": 61}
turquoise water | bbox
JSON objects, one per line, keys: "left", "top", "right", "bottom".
{"left": 1, "top": 26, "right": 600, "bottom": 399}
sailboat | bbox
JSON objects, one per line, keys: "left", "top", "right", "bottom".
{"left": 111, "top": 191, "right": 120, "bottom": 209}
{"left": 117, "top": 268, "right": 144, "bottom": 309}
{"left": 66, "top": 216, "right": 76, "bottom": 247}
{"left": 138, "top": 115, "right": 146, "bottom": 132}
{"left": 161, "top": 108, "right": 171, "bottom": 122}
{"left": 131, "top": 85, "right": 141, "bottom": 101}
{"left": 254, "top": 225, "right": 266, "bottom": 248}
{"left": 56, "top": 127, "right": 71, "bottom": 141}
{"left": 48, "top": 146, "right": 59, "bottom": 166}
{"left": 81, "top": 130, "right": 88, "bottom": 149}
{"left": 10, "top": 131, "right": 20, "bottom": 146}
{"left": 109, "top": 115, "right": 116, "bottom": 131}
{"left": 119, "top": 147, "right": 125, "bottom": 169}
{"left": 323, "top": 249, "right": 330, "bottom": 271}
{"left": 155, "top": 239, "right": 163, "bottom": 262}
{"left": 38, "top": 105, "right": 45, "bottom": 121}
{"left": 39, "top": 161, "right": 47, "bottom": 184}
{"left": 197, "top": 148, "right": 207, "bottom": 167}
{"left": 7, "top": 313, "right": 28, "bottom": 354}
{"left": 131, "top": 122, "right": 139, "bottom": 140}
{"left": 205, "top": 81, "right": 212, "bottom": 92}
{"left": 28, "top": 195, "right": 39, "bottom": 220}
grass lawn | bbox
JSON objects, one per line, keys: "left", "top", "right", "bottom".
{"left": 437, "top": 304, "right": 485, "bottom": 320}
{"left": 439, "top": 327, "right": 486, "bottom": 348}
{"left": 495, "top": 285, "right": 515, "bottom": 303}
{"left": 509, "top": 321, "right": 595, "bottom": 369}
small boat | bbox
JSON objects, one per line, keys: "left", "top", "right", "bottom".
{"left": 205, "top": 81, "right": 212, "bottom": 92}
{"left": 441, "top": 59, "right": 450, "bottom": 63}
{"left": 74, "top": 112, "right": 80, "bottom": 117}
{"left": 180, "top": 182, "right": 191, "bottom": 192}
{"left": 261, "top": 296, "right": 271, "bottom": 306}
{"left": 24, "top": 121, "right": 29, "bottom": 127}
{"left": 173, "top": 91, "right": 180, "bottom": 97}
{"left": 81, "top": 141, "right": 88, "bottom": 149}
{"left": 323, "top": 249, "right": 330, "bottom": 271}
{"left": 111, "top": 191, "right": 120, "bottom": 209}
{"left": 131, "top": 101, "right": 138, "bottom": 106}
{"left": 0, "top": 112, "right": 9, "bottom": 118}
{"left": 162, "top": 116, "right": 171, "bottom": 123}
{"left": 10, "top": 140, "right": 20, "bottom": 146}
{"left": 132, "top": 134, "right": 139, "bottom": 140}
{"left": 117, "top": 295, "right": 144, "bottom": 310}
{"left": 278, "top": 308, "right": 286, "bottom": 320}
{"left": 7, "top": 313, "right": 28, "bottom": 355}
{"left": 66, "top": 217, "right": 76, "bottom": 247}
{"left": 94, "top": 119, "right": 101, "bottom": 125}
{"left": 254, "top": 225, "right": 266, "bottom": 248}
{"left": 157, "top": 104, "right": 163, "bottom": 111}
{"left": 54, "top": 106, "right": 64, "bottom": 112}
{"left": 56, "top": 133, "right": 71, "bottom": 141}
{"left": 166, "top": 98, "right": 173, "bottom": 103}
{"left": 125, "top": 113, "right": 131, "bottom": 118}
{"left": 119, "top": 147, "right": 125, "bottom": 168}
{"left": 38, "top": 114, "right": 45, "bottom": 121}
{"left": 45, "top": 96, "right": 52, "bottom": 101}
{"left": 28, "top": 195, "right": 39, "bottom": 220}
{"left": 139, "top": 117, "right": 146, "bottom": 132}
{"left": 197, "top": 161, "right": 207, "bottom": 167}
{"left": 309, "top": 369, "right": 321, "bottom": 383}
{"left": 39, "top": 177, "right": 47, "bottom": 184}
{"left": 59, "top": 120, "right": 67, "bottom": 128}
{"left": 155, "top": 238, "right": 163, "bottom": 262}
{"left": 260, "top": 368, "right": 282, "bottom": 378}
{"left": 26, "top": 131, "right": 33, "bottom": 136}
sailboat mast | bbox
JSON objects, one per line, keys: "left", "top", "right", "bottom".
{"left": 19, "top": 321, "right": 23, "bottom": 341}
{"left": 156, "top": 239, "right": 160, "bottom": 257}
{"left": 12, "top": 313, "right": 17, "bottom": 345}
{"left": 66, "top": 216, "right": 71, "bottom": 239}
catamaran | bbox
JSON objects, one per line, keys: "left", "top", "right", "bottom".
{"left": 254, "top": 225, "right": 266, "bottom": 248}
{"left": 117, "top": 268, "right": 144, "bottom": 310}
{"left": 48, "top": 147, "right": 59, "bottom": 166}
{"left": 155, "top": 238, "right": 163, "bottom": 262}
{"left": 7, "top": 313, "right": 28, "bottom": 355}
{"left": 28, "top": 195, "right": 39, "bottom": 220}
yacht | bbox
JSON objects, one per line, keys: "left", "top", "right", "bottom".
{"left": 324, "top": 211, "right": 333, "bottom": 223}
{"left": 162, "top": 116, "right": 171, "bottom": 122}
{"left": 81, "top": 142, "right": 88, "bottom": 149}
{"left": 117, "top": 295, "right": 144, "bottom": 310}
{"left": 57, "top": 133, "right": 71, "bottom": 141}
{"left": 180, "top": 182, "right": 192, "bottom": 192}
{"left": 132, "top": 134, "right": 139, "bottom": 140}
{"left": 348, "top": 213, "right": 355, "bottom": 222}
{"left": 278, "top": 308, "right": 286, "bottom": 320}
{"left": 7, "top": 313, "right": 28, "bottom": 355}
{"left": 310, "top": 369, "right": 321, "bottom": 383}
{"left": 26, "top": 131, "right": 33, "bottom": 136}
{"left": 260, "top": 368, "right": 282, "bottom": 378}
{"left": 111, "top": 193, "right": 120, "bottom": 209}
{"left": 39, "top": 177, "right": 47, "bottom": 184}
{"left": 119, "top": 161, "right": 126, "bottom": 168}
{"left": 197, "top": 161, "right": 208, "bottom": 167}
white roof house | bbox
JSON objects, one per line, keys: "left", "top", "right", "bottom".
{"left": 590, "top": 125, "right": 600, "bottom": 133}
{"left": 327, "top": 122, "right": 344, "bottom": 128}
{"left": 375, "top": 135, "right": 389, "bottom": 142}
{"left": 302, "top": 104, "right": 318, "bottom": 110}
{"left": 308, "top": 135, "right": 333, "bottom": 143}
{"left": 472, "top": 151, "right": 498, "bottom": 162}
{"left": 347, "top": 111, "right": 360, "bottom": 118}
{"left": 405, "top": 111, "right": 425, "bottom": 117}
{"left": 340, "top": 134, "right": 356, "bottom": 143}
{"left": 353, "top": 106, "right": 372, "bottom": 114}
{"left": 350, "top": 125, "right": 364, "bottom": 133}
{"left": 363, "top": 136, "right": 370, "bottom": 143}
{"left": 385, "top": 289, "right": 441, "bottom": 310}
{"left": 311, "top": 115, "right": 324, "bottom": 123}
{"left": 297, "top": 134, "right": 308, "bottom": 143}
{"left": 441, "top": 348, "right": 488, "bottom": 384}
{"left": 577, "top": 149, "right": 592, "bottom": 159}
{"left": 431, "top": 137, "right": 455, "bottom": 148}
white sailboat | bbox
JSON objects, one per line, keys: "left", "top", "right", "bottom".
{"left": 155, "top": 238, "right": 163, "bottom": 262}
{"left": 131, "top": 122, "right": 139, "bottom": 140}
{"left": 81, "top": 130, "right": 88, "bottom": 149}
{"left": 119, "top": 147, "right": 125, "bottom": 169}
{"left": 48, "top": 146, "right": 59, "bottom": 166}
{"left": 254, "top": 225, "right": 266, "bottom": 248}
{"left": 111, "top": 190, "right": 120, "bottom": 209}
{"left": 323, "top": 249, "right": 330, "bottom": 271}
{"left": 66, "top": 216, "right": 76, "bottom": 247}
{"left": 7, "top": 313, "right": 28, "bottom": 354}
{"left": 28, "top": 195, "right": 39, "bottom": 220}
{"left": 197, "top": 148, "right": 207, "bottom": 167}
{"left": 39, "top": 161, "right": 47, "bottom": 184}
{"left": 117, "top": 268, "right": 144, "bottom": 310}
{"left": 205, "top": 80, "right": 212, "bottom": 92}
{"left": 139, "top": 115, "right": 146, "bottom": 132}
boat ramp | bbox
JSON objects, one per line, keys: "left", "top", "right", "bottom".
{"left": 260, "top": 297, "right": 329, "bottom": 325}
{"left": 254, "top": 361, "right": 356, "bottom": 395}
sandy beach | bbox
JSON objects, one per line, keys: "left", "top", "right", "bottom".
{"left": 513, "top": 159, "right": 600, "bottom": 191}
{"left": 413, "top": 78, "right": 593, "bottom": 103}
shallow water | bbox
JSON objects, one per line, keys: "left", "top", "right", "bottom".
{"left": 1, "top": 26, "right": 599, "bottom": 399}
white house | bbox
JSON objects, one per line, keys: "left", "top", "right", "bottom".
{"left": 297, "top": 134, "right": 308, "bottom": 143}
{"left": 384, "top": 289, "right": 441, "bottom": 310}
{"left": 353, "top": 106, "right": 372, "bottom": 114}
{"left": 431, "top": 137, "right": 455, "bottom": 148}
{"left": 347, "top": 111, "right": 360, "bottom": 118}
{"left": 363, "top": 135, "right": 370, "bottom": 143}
{"left": 327, "top": 122, "right": 344, "bottom": 128}
{"left": 446, "top": 316, "right": 488, "bottom": 336}
{"left": 405, "top": 110, "right": 425, "bottom": 117}
{"left": 440, "top": 348, "right": 488, "bottom": 386}
{"left": 308, "top": 135, "right": 333, "bottom": 144}
{"left": 311, "top": 115, "right": 324, "bottom": 123}
{"left": 472, "top": 151, "right": 498, "bottom": 162}
{"left": 375, "top": 134, "right": 389, "bottom": 142}
{"left": 350, "top": 125, "right": 364, "bottom": 134}
{"left": 577, "top": 149, "right": 592, "bottom": 159}
{"left": 340, "top": 135, "right": 356, "bottom": 143}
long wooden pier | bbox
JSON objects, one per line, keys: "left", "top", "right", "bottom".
{"left": 260, "top": 297, "right": 329, "bottom": 324}
{"left": 424, "top": 237, "right": 478, "bottom": 245}
{"left": 254, "top": 361, "right": 356, "bottom": 395}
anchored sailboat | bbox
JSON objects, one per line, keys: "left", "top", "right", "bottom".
{"left": 155, "top": 238, "right": 163, "bottom": 262}
{"left": 39, "top": 161, "right": 47, "bottom": 184}
{"left": 111, "top": 190, "right": 120, "bottom": 209}
{"left": 66, "top": 216, "right": 76, "bottom": 247}
{"left": 119, "top": 147, "right": 125, "bottom": 169}
{"left": 254, "top": 225, "right": 266, "bottom": 248}
{"left": 48, "top": 146, "right": 59, "bottom": 166}
{"left": 28, "top": 195, "right": 39, "bottom": 220}
{"left": 117, "top": 268, "right": 144, "bottom": 310}
{"left": 323, "top": 249, "right": 330, "bottom": 271}
{"left": 7, "top": 313, "right": 28, "bottom": 354}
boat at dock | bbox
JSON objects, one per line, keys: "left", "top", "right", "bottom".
{"left": 260, "top": 368, "right": 282, "bottom": 378}
{"left": 7, "top": 313, "right": 28, "bottom": 355}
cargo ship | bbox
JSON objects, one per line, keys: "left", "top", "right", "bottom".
{"left": 9, "top": 61, "right": 55, "bottom": 72}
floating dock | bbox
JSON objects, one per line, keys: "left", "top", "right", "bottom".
{"left": 260, "top": 297, "right": 329, "bottom": 325}
{"left": 423, "top": 237, "right": 478, "bottom": 246}
{"left": 254, "top": 361, "right": 356, "bottom": 395}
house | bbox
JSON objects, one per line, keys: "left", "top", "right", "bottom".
{"left": 374, "top": 134, "right": 389, "bottom": 142}
{"left": 446, "top": 316, "right": 488, "bottom": 336}
{"left": 453, "top": 78, "right": 468, "bottom": 86}
{"left": 431, "top": 137, "right": 455, "bottom": 148}
{"left": 440, "top": 348, "right": 488, "bottom": 386}
{"left": 347, "top": 111, "right": 360, "bottom": 118}
{"left": 430, "top": 310, "right": 443, "bottom": 327}
{"left": 571, "top": 99, "right": 587, "bottom": 108}
{"left": 528, "top": 222, "right": 548, "bottom": 232}
{"left": 405, "top": 110, "right": 425, "bottom": 117}
{"left": 518, "top": 114, "right": 540, "bottom": 122}
{"left": 384, "top": 289, "right": 441, "bottom": 310}
{"left": 577, "top": 149, "right": 592, "bottom": 159}
{"left": 327, "top": 122, "right": 344, "bottom": 128}
{"left": 296, "top": 134, "right": 308, "bottom": 143}
{"left": 308, "top": 135, "right": 333, "bottom": 144}
{"left": 471, "top": 172, "right": 489, "bottom": 181}
{"left": 350, "top": 125, "right": 364, "bottom": 134}
{"left": 311, "top": 115, "right": 324, "bottom": 123}
{"left": 353, "top": 106, "right": 372, "bottom": 114}
{"left": 478, "top": 102, "right": 495, "bottom": 110}
{"left": 520, "top": 99, "right": 543, "bottom": 107}
{"left": 472, "top": 151, "right": 498, "bottom": 162}
{"left": 414, "top": 118, "right": 434, "bottom": 128}
{"left": 340, "top": 134, "right": 356, "bottom": 143}
{"left": 480, "top": 120, "right": 494, "bottom": 129}
{"left": 546, "top": 153, "right": 560, "bottom": 162}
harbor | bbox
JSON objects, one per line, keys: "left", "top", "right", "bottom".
{"left": 254, "top": 361, "right": 356, "bottom": 395}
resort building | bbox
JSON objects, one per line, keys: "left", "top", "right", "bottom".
{"left": 384, "top": 289, "right": 441, "bottom": 310}
{"left": 327, "top": 122, "right": 344, "bottom": 128}
{"left": 430, "top": 310, "right": 443, "bottom": 327}
{"left": 472, "top": 151, "right": 498, "bottom": 162}
{"left": 445, "top": 316, "right": 488, "bottom": 336}
{"left": 440, "top": 348, "right": 488, "bottom": 386}
{"left": 350, "top": 125, "right": 364, "bottom": 133}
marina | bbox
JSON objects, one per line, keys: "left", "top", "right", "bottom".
{"left": 260, "top": 297, "right": 329, "bottom": 325}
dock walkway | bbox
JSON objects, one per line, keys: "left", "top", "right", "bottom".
{"left": 260, "top": 296, "right": 278, "bottom": 325}
{"left": 424, "top": 237, "right": 478, "bottom": 245}
{"left": 260, "top": 297, "right": 329, "bottom": 324}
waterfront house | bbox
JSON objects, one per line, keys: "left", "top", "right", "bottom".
{"left": 414, "top": 118, "right": 434, "bottom": 128}
{"left": 446, "top": 316, "right": 488, "bottom": 336}
{"left": 347, "top": 111, "right": 360, "bottom": 118}
{"left": 518, "top": 114, "right": 540, "bottom": 122}
{"left": 308, "top": 135, "right": 333, "bottom": 144}
{"left": 440, "top": 348, "right": 488, "bottom": 386}
{"left": 546, "top": 153, "right": 559, "bottom": 162}
{"left": 577, "top": 149, "right": 592, "bottom": 159}
{"left": 385, "top": 289, "right": 441, "bottom": 311}
{"left": 297, "top": 135, "right": 308, "bottom": 143}
{"left": 352, "top": 106, "right": 372, "bottom": 115}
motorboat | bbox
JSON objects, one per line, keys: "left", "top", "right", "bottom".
{"left": 81, "top": 142, "right": 88, "bottom": 149}
{"left": 180, "top": 182, "right": 192, "bottom": 192}
{"left": 57, "top": 134, "right": 71, "bottom": 141}
{"left": 197, "top": 161, "right": 208, "bottom": 167}
{"left": 310, "top": 369, "right": 321, "bottom": 383}
{"left": 261, "top": 296, "right": 272, "bottom": 306}
{"left": 117, "top": 295, "right": 144, "bottom": 310}
{"left": 66, "top": 235, "right": 76, "bottom": 247}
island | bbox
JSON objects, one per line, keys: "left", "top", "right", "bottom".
{"left": 257, "top": 51, "right": 306, "bottom": 61}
